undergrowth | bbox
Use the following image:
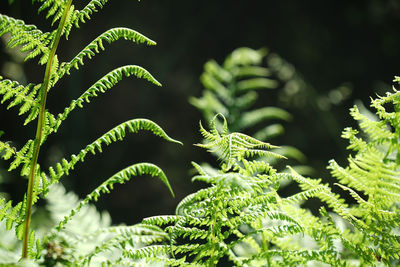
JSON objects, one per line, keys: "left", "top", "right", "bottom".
{"left": 1, "top": 1, "right": 400, "bottom": 266}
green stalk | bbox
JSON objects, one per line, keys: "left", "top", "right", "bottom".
{"left": 22, "top": 0, "right": 73, "bottom": 258}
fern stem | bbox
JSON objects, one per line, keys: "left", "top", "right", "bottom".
{"left": 22, "top": 0, "right": 73, "bottom": 258}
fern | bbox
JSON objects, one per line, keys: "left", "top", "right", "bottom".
{"left": 31, "top": 183, "right": 169, "bottom": 266}
{"left": 135, "top": 115, "right": 347, "bottom": 266}
{"left": 0, "top": 0, "right": 181, "bottom": 263}
{"left": 190, "top": 47, "right": 311, "bottom": 174}
{"left": 278, "top": 79, "right": 400, "bottom": 265}
{"left": 325, "top": 81, "right": 400, "bottom": 265}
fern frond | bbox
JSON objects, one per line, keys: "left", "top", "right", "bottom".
{"left": 49, "top": 66, "right": 161, "bottom": 134}
{"left": 56, "top": 28, "right": 156, "bottom": 82}
{"left": 244, "top": 249, "right": 347, "bottom": 267}
{"left": 38, "top": 119, "right": 181, "bottom": 196}
{"left": 236, "top": 77, "right": 278, "bottom": 91}
{"left": 284, "top": 185, "right": 328, "bottom": 204}
{"left": 0, "top": 77, "right": 41, "bottom": 120}
{"left": 32, "top": 0, "right": 67, "bottom": 24}
{"left": 122, "top": 245, "right": 169, "bottom": 261}
{"left": 142, "top": 215, "right": 184, "bottom": 227}
{"left": 7, "top": 140, "right": 34, "bottom": 175}
{"left": 191, "top": 47, "right": 309, "bottom": 176}
{"left": 56, "top": 163, "right": 174, "bottom": 231}
{"left": 223, "top": 47, "right": 267, "bottom": 68}
{"left": 234, "top": 107, "right": 292, "bottom": 131}
{"left": 79, "top": 224, "right": 168, "bottom": 266}
{"left": 0, "top": 199, "right": 21, "bottom": 229}
{"left": 0, "top": 140, "right": 16, "bottom": 160}
{"left": 70, "top": 0, "right": 109, "bottom": 29}
{"left": 328, "top": 159, "right": 369, "bottom": 193}
{"left": 123, "top": 246, "right": 194, "bottom": 266}
{"left": 0, "top": 198, "right": 26, "bottom": 241}
{"left": 196, "top": 114, "right": 283, "bottom": 169}
{"left": 350, "top": 105, "right": 395, "bottom": 142}
{"left": 0, "top": 14, "right": 53, "bottom": 63}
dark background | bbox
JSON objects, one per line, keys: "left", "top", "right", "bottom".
{"left": 1, "top": 0, "right": 400, "bottom": 224}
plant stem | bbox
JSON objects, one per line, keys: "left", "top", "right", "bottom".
{"left": 22, "top": 0, "right": 73, "bottom": 258}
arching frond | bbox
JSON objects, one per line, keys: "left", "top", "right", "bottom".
{"left": 38, "top": 119, "right": 181, "bottom": 196}
{"left": 56, "top": 28, "right": 156, "bottom": 82}
{"left": 49, "top": 65, "right": 161, "bottom": 135}
{"left": 56, "top": 163, "right": 174, "bottom": 231}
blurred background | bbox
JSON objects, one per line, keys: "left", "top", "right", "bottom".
{"left": 1, "top": 0, "right": 400, "bottom": 224}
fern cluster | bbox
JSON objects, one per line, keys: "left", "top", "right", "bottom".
{"left": 190, "top": 47, "right": 310, "bottom": 174}
{"left": 325, "top": 80, "right": 400, "bottom": 265}
{"left": 272, "top": 79, "right": 400, "bottom": 266}
{"left": 129, "top": 115, "right": 347, "bottom": 266}
{"left": 0, "top": 0, "right": 180, "bottom": 264}
{"left": 1, "top": 0, "right": 400, "bottom": 266}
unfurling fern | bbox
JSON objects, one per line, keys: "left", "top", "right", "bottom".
{"left": 190, "top": 47, "right": 311, "bottom": 174}
{"left": 0, "top": 0, "right": 181, "bottom": 263}
{"left": 132, "top": 115, "right": 347, "bottom": 266}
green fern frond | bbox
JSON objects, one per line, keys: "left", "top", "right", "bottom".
{"left": 1, "top": 0, "right": 180, "bottom": 264}
{"left": 79, "top": 224, "right": 168, "bottom": 266}
{"left": 0, "top": 14, "right": 53, "bottom": 63}
{"left": 71, "top": 0, "right": 109, "bottom": 29}
{"left": 122, "top": 245, "right": 169, "bottom": 260}
{"left": 56, "top": 163, "right": 174, "bottom": 231}
{"left": 142, "top": 215, "right": 184, "bottom": 227}
{"left": 0, "top": 77, "right": 41, "bottom": 118}
{"left": 191, "top": 47, "right": 281, "bottom": 132}
{"left": 56, "top": 28, "right": 156, "bottom": 82}
{"left": 284, "top": 186, "right": 328, "bottom": 204}
{"left": 0, "top": 198, "right": 27, "bottom": 242}
{"left": 34, "top": 0, "right": 65, "bottom": 21}
{"left": 0, "top": 140, "right": 16, "bottom": 160}
{"left": 244, "top": 249, "right": 347, "bottom": 267}
{"left": 350, "top": 105, "right": 395, "bottom": 142}
{"left": 234, "top": 107, "right": 292, "bottom": 131}
{"left": 236, "top": 77, "right": 278, "bottom": 91}
{"left": 196, "top": 114, "right": 283, "bottom": 170}
{"left": 49, "top": 65, "right": 161, "bottom": 134}
{"left": 7, "top": 140, "right": 34, "bottom": 175}
{"left": 137, "top": 118, "right": 337, "bottom": 266}
{"left": 1, "top": 118, "right": 180, "bottom": 235}
{"left": 191, "top": 47, "right": 310, "bottom": 177}
{"left": 38, "top": 119, "right": 181, "bottom": 195}
{"left": 224, "top": 47, "right": 267, "bottom": 68}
